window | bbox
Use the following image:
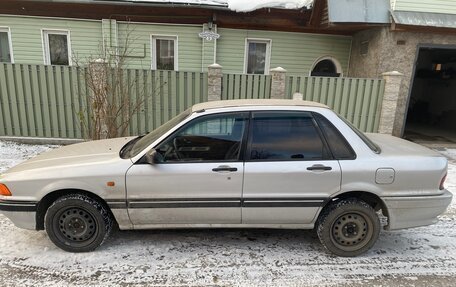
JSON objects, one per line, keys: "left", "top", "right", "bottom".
{"left": 156, "top": 113, "right": 247, "bottom": 162}
{"left": 338, "top": 114, "right": 381, "bottom": 154}
{"left": 0, "top": 27, "right": 13, "bottom": 63}
{"left": 245, "top": 39, "right": 271, "bottom": 74}
{"left": 43, "top": 30, "right": 71, "bottom": 65}
{"left": 313, "top": 113, "right": 355, "bottom": 160}
{"left": 360, "top": 41, "right": 369, "bottom": 56}
{"left": 249, "top": 112, "right": 329, "bottom": 161}
{"left": 311, "top": 57, "right": 341, "bottom": 77}
{"left": 152, "top": 36, "right": 177, "bottom": 71}
{"left": 125, "top": 108, "right": 192, "bottom": 158}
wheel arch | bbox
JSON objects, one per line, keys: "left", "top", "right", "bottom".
{"left": 36, "top": 189, "right": 117, "bottom": 230}
{"left": 318, "top": 191, "right": 389, "bottom": 224}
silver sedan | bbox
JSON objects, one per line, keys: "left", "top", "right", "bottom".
{"left": 0, "top": 99, "right": 452, "bottom": 256}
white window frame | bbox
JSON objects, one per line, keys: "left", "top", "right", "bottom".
{"left": 42, "top": 29, "right": 72, "bottom": 66}
{"left": 151, "top": 35, "right": 178, "bottom": 71}
{"left": 309, "top": 56, "right": 343, "bottom": 77}
{"left": 0, "top": 26, "right": 14, "bottom": 63}
{"left": 243, "top": 38, "right": 272, "bottom": 75}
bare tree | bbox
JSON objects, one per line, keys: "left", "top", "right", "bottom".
{"left": 76, "top": 27, "right": 151, "bottom": 140}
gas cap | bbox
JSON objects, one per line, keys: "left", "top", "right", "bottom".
{"left": 376, "top": 168, "right": 395, "bottom": 184}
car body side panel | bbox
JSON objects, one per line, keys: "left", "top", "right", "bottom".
{"left": 242, "top": 160, "right": 341, "bottom": 224}
{"left": 126, "top": 162, "right": 243, "bottom": 225}
{"left": 383, "top": 190, "right": 452, "bottom": 230}
{"left": 0, "top": 158, "right": 133, "bottom": 229}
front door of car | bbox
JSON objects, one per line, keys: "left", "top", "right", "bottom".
{"left": 126, "top": 112, "right": 248, "bottom": 226}
{"left": 242, "top": 111, "right": 342, "bottom": 224}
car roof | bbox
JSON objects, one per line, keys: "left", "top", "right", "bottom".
{"left": 191, "top": 99, "right": 329, "bottom": 112}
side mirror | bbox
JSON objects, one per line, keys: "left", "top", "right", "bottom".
{"left": 144, "top": 149, "right": 159, "bottom": 165}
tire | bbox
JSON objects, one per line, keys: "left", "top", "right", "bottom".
{"left": 45, "top": 194, "right": 113, "bottom": 252}
{"left": 316, "top": 198, "right": 380, "bottom": 257}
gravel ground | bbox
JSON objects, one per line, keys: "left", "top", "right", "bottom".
{"left": 0, "top": 140, "right": 455, "bottom": 287}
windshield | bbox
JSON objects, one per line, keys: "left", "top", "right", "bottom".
{"left": 338, "top": 115, "right": 381, "bottom": 154}
{"left": 128, "top": 108, "right": 192, "bottom": 157}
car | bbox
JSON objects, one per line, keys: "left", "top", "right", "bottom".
{"left": 0, "top": 99, "right": 452, "bottom": 256}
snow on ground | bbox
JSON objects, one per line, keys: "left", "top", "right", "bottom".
{"left": 0, "top": 141, "right": 455, "bottom": 286}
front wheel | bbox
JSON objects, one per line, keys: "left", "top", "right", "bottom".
{"left": 316, "top": 198, "right": 380, "bottom": 257}
{"left": 45, "top": 194, "right": 113, "bottom": 252}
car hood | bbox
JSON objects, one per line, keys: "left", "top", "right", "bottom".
{"left": 366, "top": 133, "right": 441, "bottom": 157}
{"left": 3, "top": 137, "right": 135, "bottom": 175}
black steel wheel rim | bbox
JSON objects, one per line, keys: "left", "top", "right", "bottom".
{"left": 330, "top": 212, "right": 373, "bottom": 251}
{"left": 53, "top": 206, "right": 98, "bottom": 247}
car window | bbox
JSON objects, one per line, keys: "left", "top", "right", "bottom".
{"left": 128, "top": 108, "right": 192, "bottom": 157}
{"left": 313, "top": 113, "right": 356, "bottom": 160}
{"left": 249, "top": 112, "right": 330, "bottom": 161}
{"left": 337, "top": 114, "right": 381, "bottom": 154}
{"left": 155, "top": 113, "right": 248, "bottom": 162}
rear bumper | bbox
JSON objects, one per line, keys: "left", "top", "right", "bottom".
{"left": 0, "top": 199, "right": 37, "bottom": 230}
{"left": 382, "top": 190, "right": 453, "bottom": 230}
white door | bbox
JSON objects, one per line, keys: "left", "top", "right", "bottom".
{"left": 242, "top": 111, "right": 342, "bottom": 224}
{"left": 126, "top": 112, "right": 248, "bottom": 226}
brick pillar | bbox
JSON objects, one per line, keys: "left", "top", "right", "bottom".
{"left": 378, "top": 71, "right": 404, "bottom": 135}
{"left": 292, "top": 92, "right": 303, "bottom": 100}
{"left": 270, "top": 67, "right": 287, "bottom": 99}
{"left": 207, "top": 63, "right": 222, "bottom": 101}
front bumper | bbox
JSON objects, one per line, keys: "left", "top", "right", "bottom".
{"left": 0, "top": 199, "right": 37, "bottom": 230}
{"left": 382, "top": 190, "right": 453, "bottom": 230}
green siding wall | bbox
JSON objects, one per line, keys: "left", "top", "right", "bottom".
{"left": 216, "top": 28, "right": 352, "bottom": 75}
{"left": 0, "top": 15, "right": 102, "bottom": 65}
{"left": 0, "top": 15, "right": 353, "bottom": 76}
{"left": 117, "top": 22, "right": 205, "bottom": 71}
{"left": 393, "top": 0, "right": 456, "bottom": 15}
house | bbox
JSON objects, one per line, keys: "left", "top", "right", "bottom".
{"left": 0, "top": 0, "right": 455, "bottom": 143}
{"left": 0, "top": 0, "right": 352, "bottom": 76}
{"left": 324, "top": 0, "right": 456, "bottom": 141}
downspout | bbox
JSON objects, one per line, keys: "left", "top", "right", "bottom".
{"left": 213, "top": 24, "right": 217, "bottom": 64}
{"left": 201, "top": 24, "right": 205, "bottom": 72}
{"left": 346, "top": 37, "right": 353, "bottom": 77}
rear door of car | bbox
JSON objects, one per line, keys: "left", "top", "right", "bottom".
{"left": 126, "top": 112, "right": 249, "bottom": 225}
{"left": 242, "top": 110, "right": 342, "bottom": 224}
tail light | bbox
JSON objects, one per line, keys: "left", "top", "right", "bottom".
{"left": 0, "top": 183, "right": 12, "bottom": 196}
{"left": 440, "top": 173, "right": 447, "bottom": 190}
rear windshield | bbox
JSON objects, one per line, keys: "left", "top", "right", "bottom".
{"left": 338, "top": 115, "right": 381, "bottom": 154}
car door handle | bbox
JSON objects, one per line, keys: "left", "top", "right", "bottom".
{"left": 212, "top": 166, "right": 238, "bottom": 172}
{"left": 307, "top": 164, "right": 332, "bottom": 171}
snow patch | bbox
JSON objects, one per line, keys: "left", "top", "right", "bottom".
{"left": 125, "top": 0, "right": 314, "bottom": 12}
{"left": 0, "top": 141, "right": 57, "bottom": 174}
{"left": 227, "top": 0, "right": 313, "bottom": 12}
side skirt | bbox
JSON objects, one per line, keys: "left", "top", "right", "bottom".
{"left": 128, "top": 223, "right": 315, "bottom": 230}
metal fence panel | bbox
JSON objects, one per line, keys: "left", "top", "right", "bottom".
{"left": 222, "top": 74, "right": 272, "bottom": 100}
{"left": 0, "top": 64, "right": 384, "bottom": 139}
{"left": 0, "top": 64, "right": 208, "bottom": 138}
{"left": 286, "top": 75, "right": 385, "bottom": 132}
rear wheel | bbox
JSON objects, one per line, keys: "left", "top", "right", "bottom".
{"left": 45, "top": 194, "right": 113, "bottom": 252}
{"left": 317, "top": 198, "right": 380, "bottom": 257}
